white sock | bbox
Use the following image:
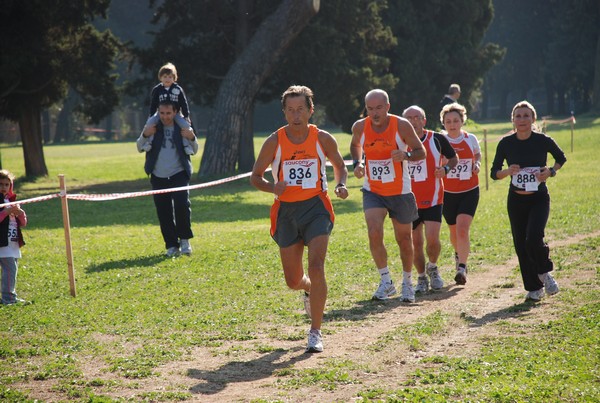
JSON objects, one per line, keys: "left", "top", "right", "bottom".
{"left": 403, "top": 271, "right": 412, "bottom": 283}
{"left": 378, "top": 267, "right": 392, "bottom": 283}
{"left": 418, "top": 273, "right": 427, "bottom": 278}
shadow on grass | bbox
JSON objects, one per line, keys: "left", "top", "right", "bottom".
{"left": 187, "top": 347, "right": 310, "bottom": 395}
{"left": 462, "top": 300, "right": 538, "bottom": 327}
{"left": 85, "top": 254, "right": 167, "bottom": 273}
{"left": 325, "top": 285, "right": 463, "bottom": 323}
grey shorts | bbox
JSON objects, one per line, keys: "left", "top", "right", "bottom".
{"left": 362, "top": 189, "right": 419, "bottom": 224}
{"left": 271, "top": 194, "right": 334, "bottom": 248}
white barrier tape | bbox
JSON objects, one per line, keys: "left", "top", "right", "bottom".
{"left": 66, "top": 171, "right": 254, "bottom": 201}
{"left": 0, "top": 160, "right": 355, "bottom": 207}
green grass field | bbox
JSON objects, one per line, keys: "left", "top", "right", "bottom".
{"left": 0, "top": 115, "right": 598, "bottom": 402}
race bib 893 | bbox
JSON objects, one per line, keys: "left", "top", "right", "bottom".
{"left": 368, "top": 159, "right": 396, "bottom": 183}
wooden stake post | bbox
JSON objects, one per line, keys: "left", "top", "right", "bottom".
{"left": 570, "top": 112, "right": 574, "bottom": 152}
{"left": 59, "top": 175, "right": 76, "bottom": 297}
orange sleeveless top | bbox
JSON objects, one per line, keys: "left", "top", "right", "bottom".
{"left": 409, "top": 130, "right": 444, "bottom": 208}
{"left": 360, "top": 115, "right": 412, "bottom": 196}
{"left": 272, "top": 124, "right": 328, "bottom": 202}
{"left": 443, "top": 130, "right": 480, "bottom": 193}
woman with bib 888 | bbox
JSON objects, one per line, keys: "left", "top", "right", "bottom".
{"left": 490, "top": 101, "right": 566, "bottom": 302}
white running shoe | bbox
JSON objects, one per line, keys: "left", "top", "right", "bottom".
{"left": 426, "top": 263, "right": 444, "bottom": 290}
{"left": 541, "top": 272, "right": 559, "bottom": 295}
{"left": 372, "top": 280, "right": 397, "bottom": 300}
{"left": 401, "top": 281, "right": 415, "bottom": 303}
{"left": 305, "top": 329, "right": 323, "bottom": 353}
{"left": 165, "top": 246, "right": 180, "bottom": 257}
{"left": 180, "top": 239, "right": 192, "bottom": 255}
{"left": 415, "top": 276, "right": 429, "bottom": 294}
{"left": 455, "top": 267, "right": 467, "bottom": 285}
{"left": 303, "top": 292, "right": 311, "bottom": 318}
{"left": 526, "top": 288, "right": 545, "bottom": 301}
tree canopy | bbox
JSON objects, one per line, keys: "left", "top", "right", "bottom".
{"left": 135, "top": 0, "right": 502, "bottom": 175}
{"left": 0, "top": 0, "right": 121, "bottom": 176}
{"left": 484, "top": 0, "right": 600, "bottom": 118}
{"left": 385, "top": 0, "right": 504, "bottom": 124}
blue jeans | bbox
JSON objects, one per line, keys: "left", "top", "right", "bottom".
{"left": 1, "top": 257, "right": 19, "bottom": 304}
{"left": 150, "top": 171, "right": 194, "bottom": 249}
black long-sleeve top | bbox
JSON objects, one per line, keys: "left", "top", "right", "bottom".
{"left": 491, "top": 131, "right": 567, "bottom": 193}
{"left": 149, "top": 82, "right": 190, "bottom": 118}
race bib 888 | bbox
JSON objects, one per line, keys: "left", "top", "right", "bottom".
{"left": 511, "top": 167, "right": 540, "bottom": 191}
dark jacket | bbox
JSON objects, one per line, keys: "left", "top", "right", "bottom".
{"left": 144, "top": 122, "right": 193, "bottom": 178}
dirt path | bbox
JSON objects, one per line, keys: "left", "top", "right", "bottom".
{"left": 23, "top": 231, "right": 600, "bottom": 402}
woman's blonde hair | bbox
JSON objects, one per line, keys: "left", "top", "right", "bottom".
{"left": 440, "top": 102, "right": 467, "bottom": 125}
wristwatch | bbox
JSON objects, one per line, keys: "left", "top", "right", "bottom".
{"left": 549, "top": 167, "right": 556, "bottom": 177}
{"left": 405, "top": 151, "right": 412, "bottom": 160}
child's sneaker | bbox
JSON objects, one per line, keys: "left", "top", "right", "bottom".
{"left": 182, "top": 137, "right": 195, "bottom": 155}
{"left": 141, "top": 133, "right": 154, "bottom": 152}
{"left": 183, "top": 144, "right": 194, "bottom": 155}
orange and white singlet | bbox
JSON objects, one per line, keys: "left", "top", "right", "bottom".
{"left": 443, "top": 130, "right": 480, "bottom": 193}
{"left": 271, "top": 124, "right": 328, "bottom": 202}
{"left": 408, "top": 130, "right": 444, "bottom": 208}
{"left": 360, "top": 115, "right": 412, "bottom": 196}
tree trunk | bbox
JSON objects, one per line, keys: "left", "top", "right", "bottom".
{"left": 238, "top": 99, "right": 255, "bottom": 172}
{"left": 18, "top": 101, "right": 48, "bottom": 177}
{"left": 199, "top": 0, "right": 320, "bottom": 177}
{"left": 235, "top": 0, "right": 256, "bottom": 172}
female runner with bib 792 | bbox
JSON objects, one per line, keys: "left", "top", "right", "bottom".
{"left": 440, "top": 103, "right": 481, "bottom": 286}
